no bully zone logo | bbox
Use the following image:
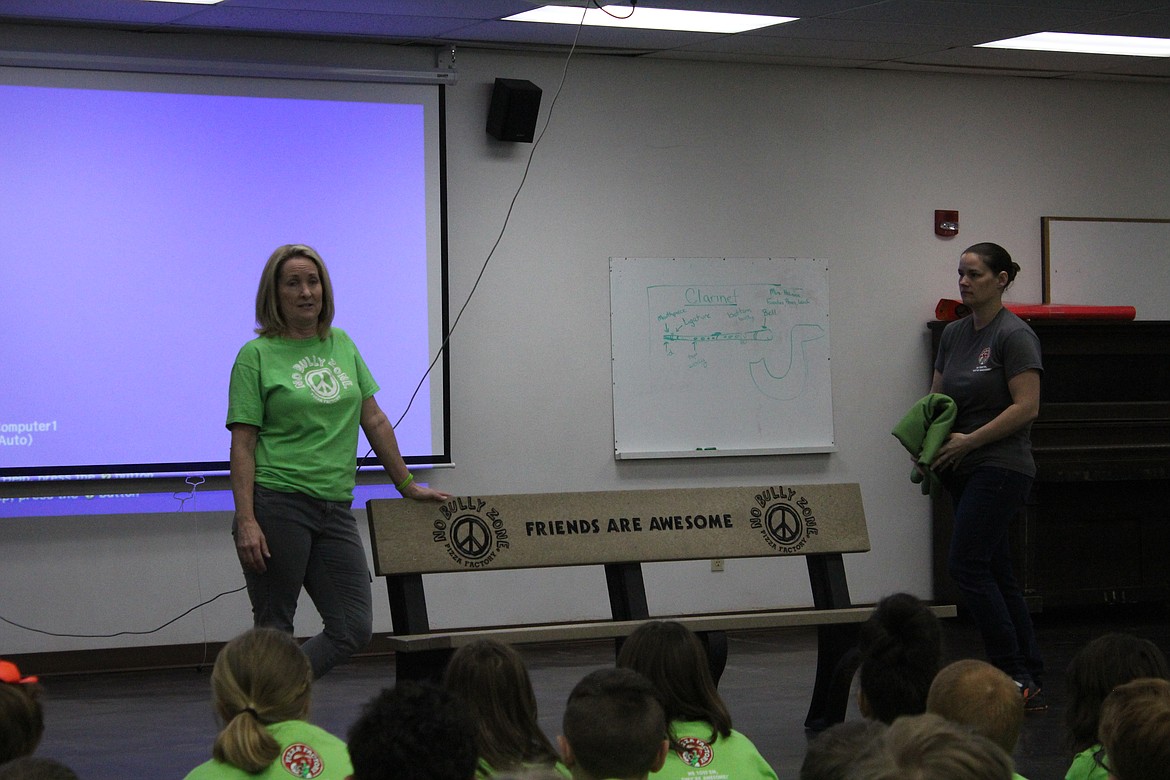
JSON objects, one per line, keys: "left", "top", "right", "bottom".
{"left": 291, "top": 356, "right": 352, "bottom": 404}
{"left": 432, "top": 498, "right": 510, "bottom": 568}
{"left": 750, "top": 486, "right": 818, "bottom": 552}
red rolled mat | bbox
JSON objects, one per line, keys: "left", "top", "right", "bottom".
{"left": 935, "top": 299, "right": 1137, "bottom": 322}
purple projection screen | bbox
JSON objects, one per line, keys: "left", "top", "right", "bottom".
{"left": 0, "top": 67, "right": 449, "bottom": 484}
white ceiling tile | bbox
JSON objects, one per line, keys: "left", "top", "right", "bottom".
{"left": 1, "top": 0, "right": 1169, "bottom": 82}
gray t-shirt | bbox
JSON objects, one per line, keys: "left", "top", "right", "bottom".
{"left": 934, "top": 308, "right": 1042, "bottom": 477}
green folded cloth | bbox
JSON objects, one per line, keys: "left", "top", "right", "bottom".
{"left": 892, "top": 393, "right": 957, "bottom": 495}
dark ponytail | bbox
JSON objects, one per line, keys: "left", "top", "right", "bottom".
{"left": 963, "top": 242, "right": 1019, "bottom": 288}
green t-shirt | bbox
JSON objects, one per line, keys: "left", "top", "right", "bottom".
{"left": 1065, "top": 744, "right": 1108, "bottom": 780}
{"left": 183, "top": 720, "right": 352, "bottom": 780}
{"left": 476, "top": 757, "right": 572, "bottom": 779}
{"left": 651, "top": 720, "right": 778, "bottom": 780}
{"left": 227, "top": 328, "right": 378, "bottom": 502}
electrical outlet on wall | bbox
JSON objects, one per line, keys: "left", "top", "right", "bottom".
{"left": 710, "top": 559, "right": 725, "bottom": 572}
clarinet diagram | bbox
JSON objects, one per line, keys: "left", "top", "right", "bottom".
{"left": 611, "top": 258, "right": 834, "bottom": 458}
{"left": 651, "top": 282, "right": 826, "bottom": 401}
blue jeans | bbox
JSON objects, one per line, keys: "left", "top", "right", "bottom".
{"left": 236, "top": 484, "right": 373, "bottom": 678}
{"left": 943, "top": 467, "right": 1044, "bottom": 687}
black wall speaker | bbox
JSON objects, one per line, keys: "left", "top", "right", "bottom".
{"left": 486, "top": 78, "right": 542, "bottom": 143}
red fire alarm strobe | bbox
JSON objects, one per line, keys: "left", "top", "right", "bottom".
{"left": 935, "top": 210, "right": 959, "bottom": 237}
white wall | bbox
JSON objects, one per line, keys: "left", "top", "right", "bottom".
{"left": 3, "top": 29, "right": 1169, "bottom": 656}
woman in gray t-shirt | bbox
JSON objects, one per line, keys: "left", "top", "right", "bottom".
{"left": 930, "top": 242, "right": 1046, "bottom": 712}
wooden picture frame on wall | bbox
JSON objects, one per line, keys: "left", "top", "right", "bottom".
{"left": 1042, "top": 217, "right": 1170, "bottom": 318}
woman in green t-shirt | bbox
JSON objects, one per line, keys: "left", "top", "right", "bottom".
{"left": 227, "top": 244, "right": 449, "bottom": 679}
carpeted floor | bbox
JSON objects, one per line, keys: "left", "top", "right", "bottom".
{"left": 27, "top": 603, "right": 1170, "bottom": 780}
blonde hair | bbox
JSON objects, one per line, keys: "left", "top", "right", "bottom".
{"left": 210, "top": 628, "right": 313, "bottom": 773}
{"left": 254, "top": 244, "right": 335, "bottom": 339}
{"left": 850, "top": 713, "right": 1013, "bottom": 780}
{"left": 927, "top": 659, "right": 1023, "bottom": 755}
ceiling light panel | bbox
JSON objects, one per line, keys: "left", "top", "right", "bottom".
{"left": 977, "top": 32, "right": 1170, "bottom": 57}
{"left": 504, "top": 5, "right": 796, "bottom": 34}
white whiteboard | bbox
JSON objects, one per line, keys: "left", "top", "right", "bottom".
{"left": 1042, "top": 217, "right": 1170, "bottom": 318}
{"left": 609, "top": 257, "right": 834, "bottom": 459}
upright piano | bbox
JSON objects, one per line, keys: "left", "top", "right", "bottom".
{"left": 929, "top": 319, "right": 1170, "bottom": 609}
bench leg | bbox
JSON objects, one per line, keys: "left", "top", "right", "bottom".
{"left": 804, "top": 623, "right": 861, "bottom": 732}
{"left": 393, "top": 648, "right": 453, "bottom": 685}
{"left": 804, "top": 552, "right": 860, "bottom": 731}
{"left": 387, "top": 573, "right": 430, "bottom": 634}
{"left": 697, "top": 630, "right": 728, "bottom": 685}
{"left": 605, "top": 562, "right": 649, "bottom": 620}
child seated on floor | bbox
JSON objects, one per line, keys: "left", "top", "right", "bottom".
{"left": 1097, "top": 677, "right": 1170, "bottom": 780}
{"left": 926, "top": 659, "right": 1027, "bottom": 780}
{"left": 442, "top": 639, "right": 569, "bottom": 779}
{"left": 0, "top": 660, "right": 44, "bottom": 765}
{"left": 558, "top": 668, "right": 668, "bottom": 780}
{"left": 799, "top": 720, "right": 887, "bottom": 780}
{"left": 851, "top": 712, "right": 1013, "bottom": 780}
{"left": 0, "top": 756, "right": 79, "bottom": 780}
{"left": 183, "top": 627, "right": 352, "bottom": 780}
{"left": 347, "top": 681, "right": 477, "bottom": 780}
{"left": 856, "top": 592, "right": 942, "bottom": 724}
{"left": 616, "top": 620, "right": 778, "bottom": 780}
{"left": 1062, "top": 633, "right": 1169, "bottom": 780}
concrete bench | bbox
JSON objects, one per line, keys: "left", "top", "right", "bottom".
{"left": 366, "top": 483, "right": 954, "bottom": 730}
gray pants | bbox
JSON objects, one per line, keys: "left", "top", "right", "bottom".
{"left": 237, "top": 484, "right": 373, "bottom": 678}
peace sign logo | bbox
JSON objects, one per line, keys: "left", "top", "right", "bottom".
{"left": 764, "top": 502, "right": 803, "bottom": 547}
{"left": 305, "top": 367, "right": 342, "bottom": 403}
{"left": 450, "top": 514, "right": 493, "bottom": 561}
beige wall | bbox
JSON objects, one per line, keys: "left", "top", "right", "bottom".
{"left": 3, "top": 26, "right": 1169, "bottom": 654}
